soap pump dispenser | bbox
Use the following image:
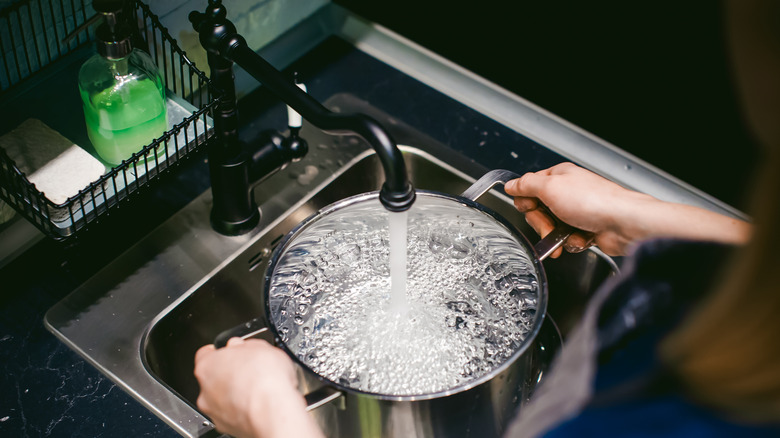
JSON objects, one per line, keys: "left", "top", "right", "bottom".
{"left": 78, "top": 0, "right": 167, "bottom": 166}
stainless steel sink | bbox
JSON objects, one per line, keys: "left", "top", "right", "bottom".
{"left": 46, "top": 123, "right": 616, "bottom": 437}
{"left": 142, "top": 143, "right": 619, "bottom": 429}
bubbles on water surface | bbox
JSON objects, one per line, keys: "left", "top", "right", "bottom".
{"left": 269, "top": 196, "right": 541, "bottom": 396}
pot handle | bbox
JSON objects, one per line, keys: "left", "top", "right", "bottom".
{"left": 214, "top": 316, "right": 271, "bottom": 348}
{"left": 213, "top": 318, "right": 345, "bottom": 411}
{"left": 460, "top": 169, "right": 577, "bottom": 261}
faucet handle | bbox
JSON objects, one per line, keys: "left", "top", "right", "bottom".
{"left": 281, "top": 73, "right": 308, "bottom": 160}
{"left": 287, "top": 73, "right": 307, "bottom": 130}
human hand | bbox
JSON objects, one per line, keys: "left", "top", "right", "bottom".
{"left": 505, "top": 163, "right": 751, "bottom": 256}
{"left": 194, "top": 338, "right": 324, "bottom": 438}
{"left": 505, "top": 163, "right": 652, "bottom": 257}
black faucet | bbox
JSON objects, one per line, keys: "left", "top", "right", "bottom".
{"left": 189, "top": 0, "right": 415, "bottom": 236}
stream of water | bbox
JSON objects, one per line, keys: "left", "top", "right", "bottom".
{"left": 388, "top": 210, "right": 409, "bottom": 313}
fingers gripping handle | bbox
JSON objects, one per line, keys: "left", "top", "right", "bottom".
{"left": 461, "top": 169, "right": 575, "bottom": 261}
{"left": 533, "top": 222, "right": 577, "bottom": 260}
{"left": 213, "top": 317, "right": 345, "bottom": 410}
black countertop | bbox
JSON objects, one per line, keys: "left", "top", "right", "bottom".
{"left": 0, "top": 37, "right": 567, "bottom": 437}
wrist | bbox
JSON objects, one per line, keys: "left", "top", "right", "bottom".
{"left": 249, "top": 388, "right": 323, "bottom": 438}
{"left": 609, "top": 191, "right": 663, "bottom": 245}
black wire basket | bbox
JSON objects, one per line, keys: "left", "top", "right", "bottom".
{"left": 0, "top": 0, "right": 217, "bottom": 239}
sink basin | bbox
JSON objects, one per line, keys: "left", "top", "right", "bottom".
{"left": 143, "top": 144, "right": 618, "bottom": 423}
{"left": 46, "top": 96, "right": 617, "bottom": 437}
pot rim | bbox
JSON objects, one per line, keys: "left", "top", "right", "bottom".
{"left": 263, "top": 189, "right": 550, "bottom": 401}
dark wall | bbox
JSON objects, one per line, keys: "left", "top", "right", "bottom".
{"left": 334, "top": 0, "right": 761, "bottom": 211}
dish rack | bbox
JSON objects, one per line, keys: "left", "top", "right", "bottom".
{"left": 0, "top": 0, "right": 218, "bottom": 240}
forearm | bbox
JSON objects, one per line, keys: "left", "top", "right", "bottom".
{"left": 620, "top": 198, "right": 752, "bottom": 246}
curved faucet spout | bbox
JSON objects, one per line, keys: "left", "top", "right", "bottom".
{"left": 191, "top": 4, "right": 415, "bottom": 213}
{"left": 229, "top": 43, "right": 415, "bottom": 211}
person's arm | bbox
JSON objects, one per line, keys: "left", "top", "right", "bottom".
{"left": 193, "top": 338, "right": 324, "bottom": 438}
{"left": 504, "top": 162, "right": 751, "bottom": 257}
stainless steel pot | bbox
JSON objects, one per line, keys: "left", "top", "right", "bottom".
{"left": 215, "top": 170, "right": 569, "bottom": 437}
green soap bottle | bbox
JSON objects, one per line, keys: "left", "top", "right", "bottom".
{"left": 78, "top": 0, "right": 167, "bottom": 166}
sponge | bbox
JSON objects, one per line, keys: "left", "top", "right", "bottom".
{"left": 0, "top": 119, "right": 107, "bottom": 222}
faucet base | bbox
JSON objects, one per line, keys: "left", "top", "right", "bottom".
{"left": 210, "top": 208, "right": 260, "bottom": 236}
